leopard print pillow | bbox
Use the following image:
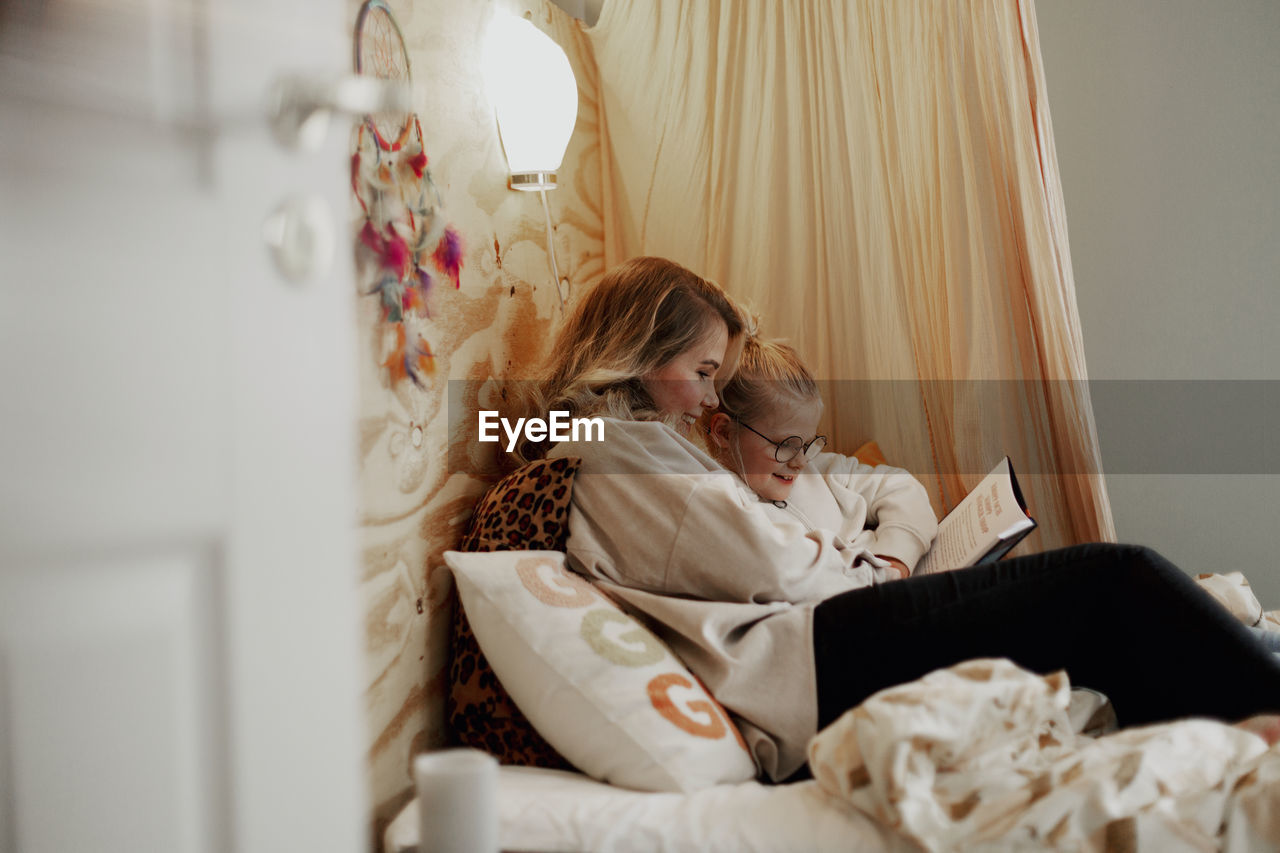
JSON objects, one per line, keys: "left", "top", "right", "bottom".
{"left": 446, "top": 456, "right": 581, "bottom": 769}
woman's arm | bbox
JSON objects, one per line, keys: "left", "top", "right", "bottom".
{"left": 666, "top": 476, "right": 878, "bottom": 603}
{"left": 560, "top": 419, "right": 884, "bottom": 605}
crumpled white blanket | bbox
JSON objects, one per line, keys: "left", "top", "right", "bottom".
{"left": 1196, "top": 572, "right": 1266, "bottom": 627}
{"left": 808, "top": 658, "right": 1280, "bottom": 851}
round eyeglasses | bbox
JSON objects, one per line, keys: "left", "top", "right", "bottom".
{"left": 736, "top": 420, "right": 827, "bottom": 463}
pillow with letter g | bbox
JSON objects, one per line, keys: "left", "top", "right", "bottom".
{"left": 444, "top": 549, "right": 758, "bottom": 792}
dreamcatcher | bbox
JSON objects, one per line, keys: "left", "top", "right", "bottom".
{"left": 352, "top": 0, "right": 462, "bottom": 388}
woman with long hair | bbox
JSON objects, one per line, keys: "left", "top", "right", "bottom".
{"left": 520, "top": 256, "right": 1280, "bottom": 782}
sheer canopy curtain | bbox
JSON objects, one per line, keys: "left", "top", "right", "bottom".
{"left": 587, "top": 0, "right": 1114, "bottom": 549}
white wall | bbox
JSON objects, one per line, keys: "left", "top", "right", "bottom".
{"left": 1035, "top": 1, "right": 1280, "bottom": 604}
{"left": 549, "top": 0, "right": 604, "bottom": 26}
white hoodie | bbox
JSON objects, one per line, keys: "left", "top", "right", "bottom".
{"left": 548, "top": 418, "right": 937, "bottom": 780}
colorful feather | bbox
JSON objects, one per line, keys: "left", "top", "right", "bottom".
{"left": 432, "top": 227, "right": 463, "bottom": 289}
{"left": 350, "top": 152, "right": 366, "bottom": 212}
{"left": 359, "top": 220, "right": 381, "bottom": 253}
{"left": 383, "top": 324, "right": 436, "bottom": 387}
{"left": 403, "top": 267, "right": 433, "bottom": 317}
{"left": 380, "top": 224, "right": 411, "bottom": 278}
{"left": 407, "top": 149, "right": 427, "bottom": 179}
{"left": 372, "top": 275, "right": 405, "bottom": 323}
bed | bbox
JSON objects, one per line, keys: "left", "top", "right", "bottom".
{"left": 399, "top": 458, "right": 1280, "bottom": 852}
{"left": 385, "top": 681, "right": 1118, "bottom": 853}
{"left": 385, "top": 766, "right": 909, "bottom": 853}
{"left": 386, "top": 661, "right": 1280, "bottom": 852}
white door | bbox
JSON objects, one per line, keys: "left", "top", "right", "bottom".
{"left": 0, "top": 2, "right": 366, "bottom": 851}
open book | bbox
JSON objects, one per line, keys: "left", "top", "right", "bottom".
{"left": 914, "top": 457, "right": 1036, "bottom": 574}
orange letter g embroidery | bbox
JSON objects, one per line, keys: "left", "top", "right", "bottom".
{"left": 515, "top": 556, "right": 597, "bottom": 608}
{"left": 646, "top": 673, "right": 727, "bottom": 740}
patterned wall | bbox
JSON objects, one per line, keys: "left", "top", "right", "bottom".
{"left": 347, "top": 0, "right": 605, "bottom": 834}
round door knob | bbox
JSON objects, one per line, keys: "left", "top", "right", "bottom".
{"left": 261, "top": 194, "right": 336, "bottom": 283}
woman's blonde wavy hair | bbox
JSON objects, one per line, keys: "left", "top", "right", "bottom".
{"left": 516, "top": 256, "right": 746, "bottom": 461}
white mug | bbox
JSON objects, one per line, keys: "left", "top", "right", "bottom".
{"left": 413, "top": 749, "right": 499, "bottom": 853}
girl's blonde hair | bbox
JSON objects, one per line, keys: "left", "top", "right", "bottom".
{"left": 517, "top": 256, "right": 746, "bottom": 460}
{"left": 717, "top": 335, "right": 820, "bottom": 425}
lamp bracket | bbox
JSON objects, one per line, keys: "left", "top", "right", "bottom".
{"left": 509, "top": 171, "right": 558, "bottom": 191}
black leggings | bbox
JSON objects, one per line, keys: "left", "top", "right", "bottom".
{"left": 813, "top": 543, "right": 1280, "bottom": 731}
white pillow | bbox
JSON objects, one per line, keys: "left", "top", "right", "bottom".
{"left": 444, "top": 550, "right": 758, "bottom": 792}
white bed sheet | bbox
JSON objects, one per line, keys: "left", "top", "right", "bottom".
{"left": 384, "top": 687, "right": 1118, "bottom": 852}
{"left": 384, "top": 766, "right": 915, "bottom": 853}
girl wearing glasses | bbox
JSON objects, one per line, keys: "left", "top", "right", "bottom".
{"left": 705, "top": 335, "right": 933, "bottom": 582}
{"left": 522, "top": 256, "right": 1280, "bottom": 783}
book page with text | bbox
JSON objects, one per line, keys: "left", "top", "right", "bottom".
{"left": 915, "top": 458, "right": 1033, "bottom": 574}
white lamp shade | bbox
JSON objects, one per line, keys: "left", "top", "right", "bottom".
{"left": 482, "top": 15, "right": 578, "bottom": 186}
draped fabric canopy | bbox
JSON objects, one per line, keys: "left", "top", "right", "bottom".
{"left": 585, "top": 0, "right": 1114, "bottom": 549}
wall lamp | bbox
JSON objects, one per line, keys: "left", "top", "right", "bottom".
{"left": 482, "top": 14, "right": 578, "bottom": 192}
{"left": 483, "top": 13, "right": 578, "bottom": 310}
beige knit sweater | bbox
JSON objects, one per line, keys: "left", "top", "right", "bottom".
{"left": 548, "top": 418, "right": 937, "bottom": 780}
